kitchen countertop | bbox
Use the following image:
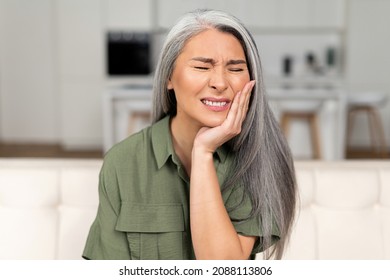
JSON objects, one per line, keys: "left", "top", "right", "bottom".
{"left": 266, "top": 87, "right": 347, "bottom": 160}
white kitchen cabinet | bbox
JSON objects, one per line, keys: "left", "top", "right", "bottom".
{"left": 0, "top": 0, "right": 58, "bottom": 143}
{"left": 279, "top": 0, "right": 345, "bottom": 29}
{"left": 157, "top": 0, "right": 346, "bottom": 30}
{"left": 105, "top": 0, "right": 153, "bottom": 30}
{"left": 158, "top": 0, "right": 255, "bottom": 29}
{"left": 243, "top": 0, "right": 279, "bottom": 28}
{"left": 311, "top": 0, "right": 346, "bottom": 29}
{"left": 279, "top": 0, "right": 312, "bottom": 28}
{"left": 157, "top": 0, "right": 267, "bottom": 29}
{"left": 157, "top": 0, "right": 199, "bottom": 29}
{"left": 277, "top": 0, "right": 346, "bottom": 29}
{"left": 56, "top": 0, "right": 104, "bottom": 80}
{"left": 56, "top": 0, "right": 104, "bottom": 148}
{"left": 59, "top": 82, "right": 104, "bottom": 149}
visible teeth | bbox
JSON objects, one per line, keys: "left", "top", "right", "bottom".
{"left": 202, "top": 100, "right": 227, "bottom": 107}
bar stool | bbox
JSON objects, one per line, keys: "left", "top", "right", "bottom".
{"left": 279, "top": 100, "right": 323, "bottom": 159}
{"left": 346, "top": 92, "right": 388, "bottom": 158}
{"left": 127, "top": 111, "right": 151, "bottom": 136}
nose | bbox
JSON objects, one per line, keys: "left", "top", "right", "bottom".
{"left": 208, "top": 69, "right": 228, "bottom": 92}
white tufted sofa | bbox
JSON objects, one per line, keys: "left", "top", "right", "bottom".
{"left": 0, "top": 159, "right": 101, "bottom": 260}
{"left": 283, "top": 161, "right": 390, "bottom": 260}
{"left": 0, "top": 158, "right": 389, "bottom": 260}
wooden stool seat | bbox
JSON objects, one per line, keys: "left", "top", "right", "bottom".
{"left": 346, "top": 94, "right": 388, "bottom": 158}
{"left": 280, "top": 112, "right": 322, "bottom": 159}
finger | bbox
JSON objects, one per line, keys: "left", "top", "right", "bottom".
{"left": 235, "top": 80, "right": 255, "bottom": 126}
{"left": 242, "top": 80, "right": 255, "bottom": 119}
{"left": 225, "top": 80, "right": 255, "bottom": 132}
{"left": 225, "top": 90, "right": 242, "bottom": 124}
{"left": 228, "top": 81, "right": 251, "bottom": 129}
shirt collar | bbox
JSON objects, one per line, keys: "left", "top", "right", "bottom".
{"left": 152, "top": 116, "right": 175, "bottom": 169}
{"left": 151, "top": 115, "right": 229, "bottom": 169}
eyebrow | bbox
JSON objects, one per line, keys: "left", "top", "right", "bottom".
{"left": 226, "top": 59, "right": 247, "bottom": 66}
{"left": 191, "top": 57, "right": 247, "bottom": 66}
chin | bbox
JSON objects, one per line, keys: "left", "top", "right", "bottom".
{"left": 200, "top": 115, "right": 226, "bottom": 128}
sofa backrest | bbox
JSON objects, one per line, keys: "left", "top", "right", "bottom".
{"left": 284, "top": 161, "right": 390, "bottom": 260}
{"left": 0, "top": 159, "right": 101, "bottom": 259}
{"left": 0, "top": 159, "right": 389, "bottom": 259}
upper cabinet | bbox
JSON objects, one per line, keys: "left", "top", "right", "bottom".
{"left": 0, "top": 0, "right": 58, "bottom": 142}
{"left": 278, "top": 0, "right": 346, "bottom": 29}
{"left": 105, "top": 0, "right": 154, "bottom": 30}
{"left": 156, "top": 0, "right": 346, "bottom": 30}
{"left": 56, "top": 0, "right": 104, "bottom": 80}
{"left": 310, "top": 0, "right": 346, "bottom": 29}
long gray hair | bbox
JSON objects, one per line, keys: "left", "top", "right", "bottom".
{"left": 152, "top": 9, "right": 296, "bottom": 259}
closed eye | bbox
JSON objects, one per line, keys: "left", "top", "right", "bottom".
{"left": 229, "top": 68, "right": 244, "bottom": 72}
{"left": 194, "top": 66, "right": 209, "bottom": 70}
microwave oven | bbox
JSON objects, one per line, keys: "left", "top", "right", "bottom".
{"left": 107, "top": 31, "right": 151, "bottom": 76}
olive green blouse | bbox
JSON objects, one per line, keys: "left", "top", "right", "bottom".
{"left": 83, "top": 116, "right": 265, "bottom": 260}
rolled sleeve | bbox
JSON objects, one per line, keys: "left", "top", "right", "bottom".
{"left": 82, "top": 164, "right": 130, "bottom": 260}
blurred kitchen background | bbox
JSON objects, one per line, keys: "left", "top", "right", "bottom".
{"left": 0, "top": 0, "right": 389, "bottom": 160}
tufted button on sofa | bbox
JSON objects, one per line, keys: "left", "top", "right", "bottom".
{"left": 0, "top": 159, "right": 389, "bottom": 260}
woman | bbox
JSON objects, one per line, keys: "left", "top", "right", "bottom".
{"left": 83, "top": 9, "right": 296, "bottom": 260}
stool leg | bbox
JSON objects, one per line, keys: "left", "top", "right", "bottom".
{"left": 367, "top": 107, "right": 379, "bottom": 156}
{"left": 367, "top": 107, "right": 388, "bottom": 158}
{"left": 309, "top": 113, "right": 321, "bottom": 159}
{"left": 280, "top": 113, "right": 291, "bottom": 138}
{"left": 346, "top": 108, "right": 357, "bottom": 157}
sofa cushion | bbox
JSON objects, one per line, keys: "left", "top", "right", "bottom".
{"left": 1, "top": 159, "right": 389, "bottom": 260}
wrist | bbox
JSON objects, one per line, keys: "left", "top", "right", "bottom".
{"left": 191, "top": 144, "right": 214, "bottom": 160}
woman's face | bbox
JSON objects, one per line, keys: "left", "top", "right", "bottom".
{"left": 167, "top": 28, "right": 250, "bottom": 129}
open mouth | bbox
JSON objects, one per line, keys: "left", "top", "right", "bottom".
{"left": 201, "top": 98, "right": 231, "bottom": 112}
{"left": 201, "top": 100, "right": 228, "bottom": 107}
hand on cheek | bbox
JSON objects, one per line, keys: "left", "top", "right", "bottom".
{"left": 193, "top": 80, "right": 256, "bottom": 154}
{"left": 228, "top": 80, "right": 255, "bottom": 130}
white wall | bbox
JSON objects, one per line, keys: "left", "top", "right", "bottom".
{"left": 345, "top": 0, "right": 390, "bottom": 148}
{"left": 0, "top": 0, "right": 59, "bottom": 143}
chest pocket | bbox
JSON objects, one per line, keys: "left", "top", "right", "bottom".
{"left": 115, "top": 202, "right": 188, "bottom": 260}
